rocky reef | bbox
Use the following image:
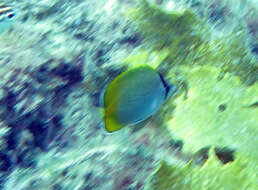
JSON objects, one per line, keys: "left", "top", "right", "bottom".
{"left": 0, "top": 0, "right": 257, "bottom": 189}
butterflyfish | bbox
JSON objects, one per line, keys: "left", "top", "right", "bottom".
{"left": 102, "top": 65, "right": 175, "bottom": 133}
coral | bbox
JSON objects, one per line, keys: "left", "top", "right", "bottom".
{"left": 1, "top": 0, "right": 139, "bottom": 186}
{"left": 127, "top": 0, "right": 205, "bottom": 64}
{"left": 0, "top": 52, "right": 85, "bottom": 181}
{"left": 123, "top": 49, "right": 171, "bottom": 70}
{"left": 4, "top": 146, "right": 118, "bottom": 190}
{"left": 125, "top": 1, "right": 258, "bottom": 189}
{"left": 146, "top": 150, "right": 257, "bottom": 190}
{"left": 127, "top": 0, "right": 257, "bottom": 84}
{"left": 167, "top": 65, "right": 258, "bottom": 161}
{"left": 145, "top": 65, "right": 258, "bottom": 189}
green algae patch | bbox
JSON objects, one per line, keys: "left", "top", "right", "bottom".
{"left": 167, "top": 65, "right": 258, "bottom": 160}
{"left": 123, "top": 49, "right": 170, "bottom": 69}
{"left": 127, "top": 0, "right": 205, "bottom": 67}
{"left": 127, "top": 0, "right": 257, "bottom": 84}
{"left": 147, "top": 160, "right": 192, "bottom": 190}
{"left": 146, "top": 150, "right": 257, "bottom": 190}
{"left": 208, "top": 31, "right": 257, "bottom": 85}
{"left": 127, "top": 0, "right": 204, "bottom": 50}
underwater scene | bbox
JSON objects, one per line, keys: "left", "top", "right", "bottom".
{"left": 0, "top": 0, "right": 257, "bottom": 189}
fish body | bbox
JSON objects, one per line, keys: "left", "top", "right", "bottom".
{"left": 0, "top": 3, "right": 16, "bottom": 34}
{"left": 102, "top": 65, "right": 174, "bottom": 133}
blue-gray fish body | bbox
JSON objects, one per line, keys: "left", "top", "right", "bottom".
{"left": 0, "top": 3, "right": 16, "bottom": 34}
{"left": 103, "top": 65, "right": 175, "bottom": 132}
{"left": 114, "top": 68, "right": 167, "bottom": 125}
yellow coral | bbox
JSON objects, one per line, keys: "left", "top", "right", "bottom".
{"left": 147, "top": 149, "right": 257, "bottom": 190}
{"left": 167, "top": 66, "right": 258, "bottom": 160}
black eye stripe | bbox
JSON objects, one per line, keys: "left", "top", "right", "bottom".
{"left": 159, "top": 73, "right": 170, "bottom": 97}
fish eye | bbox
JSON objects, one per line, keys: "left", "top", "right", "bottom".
{"left": 7, "top": 13, "right": 15, "bottom": 19}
